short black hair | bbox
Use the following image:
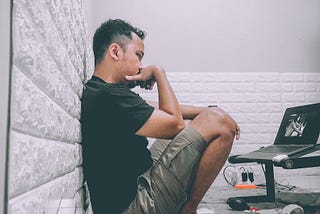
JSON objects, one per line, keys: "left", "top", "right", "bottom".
{"left": 93, "top": 19, "right": 145, "bottom": 66}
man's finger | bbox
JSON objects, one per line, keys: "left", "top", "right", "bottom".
{"left": 125, "top": 74, "right": 141, "bottom": 81}
{"left": 235, "top": 125, "right": 241, "bottom": 140}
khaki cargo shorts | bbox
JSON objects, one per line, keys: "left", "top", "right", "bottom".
{"left": 123, "top": 125, "right": 207, "bottom": 214}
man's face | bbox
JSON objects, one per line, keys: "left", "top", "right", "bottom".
{"left": 119, "top": 33, "right": 144, "bottom": 78}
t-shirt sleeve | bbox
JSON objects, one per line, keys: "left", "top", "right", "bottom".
{"left": 107, "top": 86, "right": 155, "bottom": 133}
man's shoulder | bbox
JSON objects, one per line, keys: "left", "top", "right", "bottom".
{"left": 84, "top": 76, "right": 133, "bottom": 97}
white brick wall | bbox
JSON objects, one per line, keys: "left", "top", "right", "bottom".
{"left": 9, "top": 0, "right": 93, "bottom": 213}
{"left": 138, "top": 72, "right": 320, "bottom": 146}
{"left": 136, "top": 72, "right": 320, "bottom": 189}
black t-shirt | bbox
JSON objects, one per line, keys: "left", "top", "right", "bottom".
{"left": 81, "top": 76, "right": 154, "bottom": 213}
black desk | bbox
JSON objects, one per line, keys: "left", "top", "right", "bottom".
{"left": 228, "top": 144, "right": 320, "bottom": 203}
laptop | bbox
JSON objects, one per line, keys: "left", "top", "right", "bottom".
{"left": 235, "top": 103, "right": 320, "bottom": 161}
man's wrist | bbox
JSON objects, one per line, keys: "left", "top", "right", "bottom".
{"left": 153, "top": 66, "right": 166, "bottom": 81}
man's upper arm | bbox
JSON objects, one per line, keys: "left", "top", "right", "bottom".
{"left": 135, "top": 108, "right": 185, "bottom": 139}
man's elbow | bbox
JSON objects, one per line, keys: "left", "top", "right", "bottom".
{"left": 177, "top": 121, "right": 185, "bottom": 132}
{"left": 168, "top": 120, "right": 185, "bottom": 138}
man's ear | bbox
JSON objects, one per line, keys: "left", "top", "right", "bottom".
{"left": 109, "top": 43, "right": 121, "bottom": 60}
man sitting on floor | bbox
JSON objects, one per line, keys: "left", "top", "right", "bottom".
{"left": 81, "top": 19, "right": 240, "bottom": 214}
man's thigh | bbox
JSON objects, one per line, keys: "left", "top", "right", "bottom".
{"left": 151, "top": 126, "right": 207, "bottom": 189}
{"left": 125, "top": 126, "right": 207, "bottom": 214}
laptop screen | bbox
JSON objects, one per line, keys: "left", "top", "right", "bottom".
{"left": 275, "top": 103, "right": 320, "bottom": 145}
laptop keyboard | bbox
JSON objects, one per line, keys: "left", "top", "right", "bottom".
{"left": 258, "top": 145, "right": 310, "bottom": 153}
{"left": 236, "top": 144, "right": 316, "bottom": 160}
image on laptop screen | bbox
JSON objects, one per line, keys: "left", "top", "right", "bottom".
{"left": 284, "top": 113, "right": 308, "bottom": 138}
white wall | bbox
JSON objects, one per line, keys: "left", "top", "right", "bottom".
{"left": 91, "top": 0, "right": 320, "bottom": 73}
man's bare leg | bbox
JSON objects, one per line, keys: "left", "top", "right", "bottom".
{"left": 181, "top": 108, "right": 238, "bottom": 214}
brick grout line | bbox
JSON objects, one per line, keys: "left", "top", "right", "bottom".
{"left": 11, "top": 127, "right": 80, "bottom": 145}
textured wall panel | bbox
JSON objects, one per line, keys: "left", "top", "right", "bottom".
{"left": 10, "top": 0, "right": 92, "bottom": 212}
{"left": 14, "top": 5, "right": 81, "bottom": 119}
{"left": 14, "top": 0, "right": 84, "bottom": 96}
{"left": 43, "top": 0, "right": 85, "bottom": 78}
{"left": 8, "top": 168, "right": 83, "bottom": 214}
{"left": 8, "top": 131, "right": 80, "bottom": 197}
{"left": 11, "top": 66, "right": 81, "bottom": 143}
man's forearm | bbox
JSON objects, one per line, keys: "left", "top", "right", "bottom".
{"left": 179, "top": 104, "right": 207, "bottom": 120}
{"left": 153, "top": 67, "right": 183, "bottom": 122}
{"left": 147, "top": 101, "right": 207, "bottom": 120}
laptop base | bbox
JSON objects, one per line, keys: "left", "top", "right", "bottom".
{"left": 228, "top": 145, "right": 320, "bottom": 204}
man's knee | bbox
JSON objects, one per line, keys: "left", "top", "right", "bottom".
{"left": 208, "top": 108, "right": 236, "bottom": 135}
{"left": 191, "top": 108, "right": 236, "bottom": 141}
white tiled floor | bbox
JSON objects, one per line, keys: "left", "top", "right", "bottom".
{"left": 45, "top": 198, "right": 84, "bottom": 214}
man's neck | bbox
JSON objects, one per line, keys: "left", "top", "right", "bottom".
{"left": 93, "top": 66, "right": 118, "bottom": 83}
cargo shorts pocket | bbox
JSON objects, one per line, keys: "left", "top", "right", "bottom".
{"left": 151, "top": 162, "right": 187, "bottom": 214}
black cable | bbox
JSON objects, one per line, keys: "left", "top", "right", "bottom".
{"left": 223, "top": 166, "right": 237, "bottom": 186}
{"left": 239, "top": 166, "right": 246, "bottom": 172}
{"left": 260, "top": 164, "right": 296, "bottom": 191}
